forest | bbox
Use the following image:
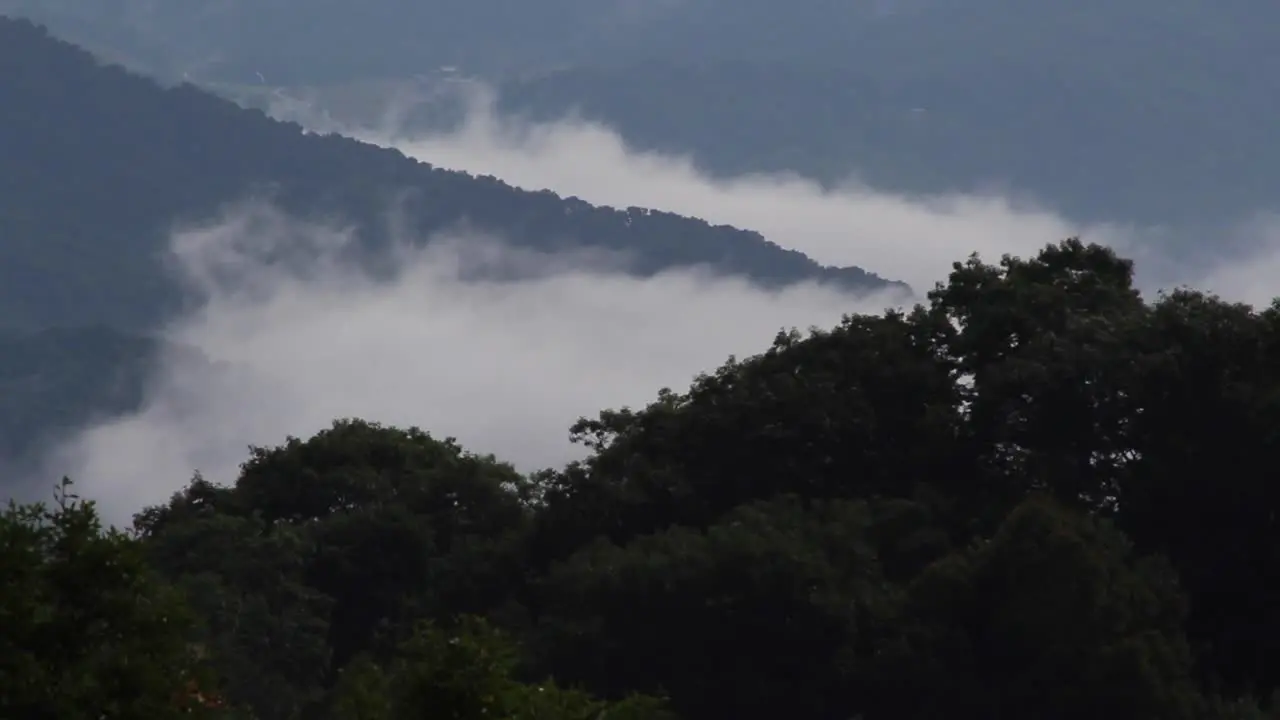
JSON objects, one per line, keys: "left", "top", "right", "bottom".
{"left": 5, "top": 239, "right": 1280, "bottom": 719}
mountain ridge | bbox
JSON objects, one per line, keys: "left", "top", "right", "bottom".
{"left": 0, "top": 16, "right": 902, "bottom": 481}
{"left": 0, "top": 16, "right": 902, "bottom": 333}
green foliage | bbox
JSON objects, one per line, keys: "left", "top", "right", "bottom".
{"left": 328, "top": 617, "right": 672, "bottom": 720}
{"left": 530, "top": 496, "right": 894, "bottom": 720}
{"left": 142, "top": 507, "right": 333, "bottom": 720}
{"left": 131, "top": 420, "right": 537, "bottom": 715}
{"left": 0, "top": 480, "right": 228, "bottom": 719}
{"left": 531, "top": 310, "right": 963, "bottom": 560}
{"left": 878, "top": 496, "right": 1201, "bottom": 719}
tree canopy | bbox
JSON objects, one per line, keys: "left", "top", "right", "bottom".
{"left": 6, "top": 238, "right": 1280, "bottom": 719}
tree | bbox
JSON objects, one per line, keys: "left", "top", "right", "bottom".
{"left": 924, "top": 238, "right": 1149, "bottom": 516}
{"left": 531, "top": 496, "right": 901, "bottom": 720}
{"left": 0, "top": 479, "right": 231, "bottom": 719}
{"left": 531, "top": 312, "right": 964, "bottom": 564}
{"left": 133, "top": 420, "right": 539, "bottom": 717}
{"left": 230, "top": 420, "right": 533, "bottom": 669}
{"left": 327, "top": 616, "right": 673, "bottom": 720}
{"left": 1112, "top": 290, "right": 1280, "bottom": 695}
{"left": 921, "top": 242, "right": 1280, "bottom": 695}
{"left": 874, "top": 496, "right": 1203, "bottom": 720}
{"left": 141, "top": 503, "right": 333, "bottom": 720}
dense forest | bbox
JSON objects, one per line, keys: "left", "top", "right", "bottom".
{"left": 6, "top": 239, "right": 1280, "bottom": 719}
{"left": 0, "top": 17, "right": 893, "bottom": 333}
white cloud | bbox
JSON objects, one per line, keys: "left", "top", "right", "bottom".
{"left": 1183, "top": 213, "right": 1280, "bottom": 308}
{"left": 42, "top": 204, "right": 904, "bottom": 524}
{"left": 37, "top": 89, "right": 1280, "bottom": 524}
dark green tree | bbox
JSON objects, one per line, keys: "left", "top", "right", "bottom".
{"left": 0, "top": 480, "right": 232, "bottom": 719}
{"left": 133, "top": 420, "right": 538, "bottom": 717}
{"left": 875, "top": 496, "right": 1203, "bottom": 720}
{"left": 138, "top": 498, "right": 333, "bottom": 720}
{"left": 530, "top": 310, "right": 964, "bottom": 563}
{"left": 327, "top": 616, "right": 673, "bottom": 720}
{"left": 531, "top": 496, "right": 901, "bottom": 720}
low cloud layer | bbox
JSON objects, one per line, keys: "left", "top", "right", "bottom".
{"left": 44, "top": 205, "right": 900, "bottom": 523}
{"left": 38, "top": 91, "right": 1280, "bottom": 523}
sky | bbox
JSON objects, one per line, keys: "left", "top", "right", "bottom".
{"left": 37, "top": 85, "right": 1280, "bottom": 524}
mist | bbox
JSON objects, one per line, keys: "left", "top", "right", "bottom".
{"left": 37, "top": 88, "right": 1280, "bottom": 524}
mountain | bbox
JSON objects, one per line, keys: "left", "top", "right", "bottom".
{"left": 0, "top": 16, "right": 903, "bottom": 483}
{"left": 490, "top": 57, "right": 1279, "bottom": 229}
{"left": 0, "top": 16, "right": 897, "bottom": 333}
{"left": 223, "top": 49, "right": 1279, "bottom": 233}
{"left": 0, "top": 326, "right": 159, "bottom": 470}
{"left": 13, "top": 1, "right": 1273, "bottom": 230}
{"left": 7, "top": 1, "right": 1276, "bottom": 93}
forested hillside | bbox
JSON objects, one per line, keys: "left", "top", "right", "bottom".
{"left": 5, "top": 240, "right": 1280, "bottom": 719}
{"left": 0, "top": 17, "right": 893, "bottom": 333}
{"left": 10, "top": 1, "right": 1279, "bottom": 229}
{"left": 494, "top": 57, "right": 1278, "bottom": 227}
{"left": 184, "top": 0, "right": 1279, "bottom": 230}
{"left": 0, "top": 327, "right": 158, "bottom": 466}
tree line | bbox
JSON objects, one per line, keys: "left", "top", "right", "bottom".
{"left": 4, "top": 239, "right": 1280, "bottom": 719}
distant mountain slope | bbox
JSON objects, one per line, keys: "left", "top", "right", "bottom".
{"left": 0, "top": 326, "right": 157, "bottom": 471}
{"left": 5, "top": 0, "right": 1276, "bottom": 93}
{"left": 492, "top": 58, "right": 1279, "bottom": 228}
{"left": 222, "top": 50, "right": 1279, "bottom": 232}
{"left": 0, "top": 17, "right": 898, "bottom": 332}
{"left": 77, "top": 0, "right": 1273, "bottom": 229}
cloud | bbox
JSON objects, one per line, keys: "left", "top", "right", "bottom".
{"left": 1183, "top": 213, "right": 1280, "bottom": 308}
{"left": 41, "top": 204, "right": 904, "bottom": 524}
{"left": 37, "top": 87, "right": 1280, "bottom": 524}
